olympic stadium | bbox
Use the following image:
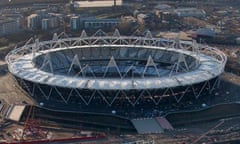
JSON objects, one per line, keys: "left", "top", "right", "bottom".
{"left": 6, "top": 29, "right": 227, "bottom": 122}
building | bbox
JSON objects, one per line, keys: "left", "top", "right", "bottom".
{"left": 137, "top": 13, "right": 151, "bottom": 24}
{"left": 0, "top": 18, "right": 20, "bottom": 35}
{"left": 80, "top": 18, "right": 120, "bottom": 30}
{"left": 70, "top": 16, "right": 80, "bottom": 30}
{"left": 41, "top": 19, "right": 49, "bottom": 30}
{"left": 174, "top": 8, "right": 206, "bottom": 18}
{"left": 154, "top": 4, "right": 172, "bottom": 11}
{"left": 70, "top": 17, "right": 120, "bottom": 30}
{"left": 28, "top": 13, "right": 60, "bottom": 31}
{"left": 73, "top": 0, "right": 122, "bottom": 8}
{"left": 41, "top": 17, "right": 59, "bottom": 30}
{"left": 27, "top": 14, "right": 41, "bottom": 30}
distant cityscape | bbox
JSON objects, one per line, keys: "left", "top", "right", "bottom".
{"left": 0, "top": 0, "right": 239, "bottom": 44}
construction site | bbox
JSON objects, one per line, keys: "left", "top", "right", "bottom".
{"left": 0, "top": 30, "right": 239, "bottom": 143}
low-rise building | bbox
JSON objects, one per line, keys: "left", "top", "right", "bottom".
{"left": 73, "top": 0, "right": 122, "bottom": 8}
{"left": 70, "top": 16, "right": 80, "bottom": 30}
{"left": 41, "top": 17, "right": 59, "bottom": 30}
{"left": 137, "top": 13, "right": 151, "bottom": 25}
{"left": 27, "top": 14, "right": 41, "bottom": 30}
{"left": 70, "top": 16, "right": 120, "bottom": 30}
{"left": 174, "top": 8, "right": 206, "bottom": 18}
{"left": 27, "top": 13, "right": 61, "bottom": 31}
{"left": 0, "top": 18, "right": 20, "bottom": 35}
{"left": 83, "top": 18, "right": 120, "bottom": 29}
{"left": 154, "top": 4, "right": 172, "bottom": 11}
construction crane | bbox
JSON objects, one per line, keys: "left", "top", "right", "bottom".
{"left": 20, "top": 105, "right": 46, "bottom": 143}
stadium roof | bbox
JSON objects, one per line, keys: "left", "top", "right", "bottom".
{"left": 9, "top": 45, "right": 225, "bottom": 90}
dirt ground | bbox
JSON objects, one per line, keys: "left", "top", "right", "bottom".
{"left": 0, "top": 60, "right": 34, "bottom": 105}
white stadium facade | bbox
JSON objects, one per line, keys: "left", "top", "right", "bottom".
{"left": 6, "top": 29, "right": 227, "bottom": 118}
